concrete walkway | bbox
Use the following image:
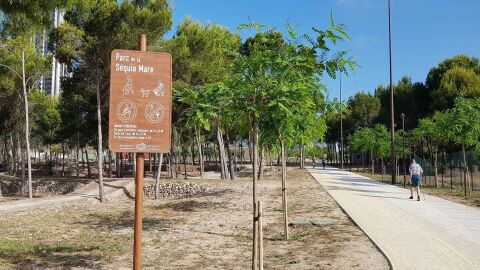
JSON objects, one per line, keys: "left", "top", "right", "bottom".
{"left": 309, "top": 167, "right": 480, "bottom": 270}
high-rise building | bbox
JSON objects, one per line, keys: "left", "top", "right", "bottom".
{"left": 38, "top": 9, "right": 67, "bottom": 96}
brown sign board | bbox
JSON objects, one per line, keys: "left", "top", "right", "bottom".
{"left": 108, "top": 49, "right": 172, "bottom": 153}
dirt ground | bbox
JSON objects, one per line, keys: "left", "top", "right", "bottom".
{"left": 0, "top": 169, "right": 388, "bottom": 270}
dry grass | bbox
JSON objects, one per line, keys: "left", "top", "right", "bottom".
{"left": 0, "top": 169, "right": 388, "bottom": 269}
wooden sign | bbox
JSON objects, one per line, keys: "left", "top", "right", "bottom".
{"left": 108, "top": 49, "right": 172, "bottom": 153}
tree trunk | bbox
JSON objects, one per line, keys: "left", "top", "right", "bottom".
{"left": 450, "top": 159, "right": 453, "bottom": 189}
{"left": 216, "top": 129, "right": 224, "bottom": 179}
{"left": 251, "top": 121, "right": 259, "bottom": 269}
{"left": 441, "top": 150, "right": 445, "bottom": 188}
{"left": 20, "top": 141, "right": 25, "bottom": 181}
{"left": 212, "top": 143, "right": 217, "bottom": 166}
{"left": 216, "top": 125, "right": 229, "bottom": 179}
{"left": 191, "top": 142, "right": 195, "bottom": 166}
{"left": 461, "top": 162, "right": 465, "bottom": 189}
{"left": 349, "top": 150, "right": 353, "bottom": 172}
{"left": 155, "top": 153, "right": 158, "bottom": 176}
{"left": 334, "top": 144, "right": 338, "bottom": 166}
{"left": 471, "top": 168, "right": 475, "bottom": 192}
{"left": 155, "top": 153, "right": 163, "bottom": 200}
{"left": 190, "top": 144, "right": 194, "bottom": 170}
{"left": 280, "top": 137, "right": 289, "bottom": 240}
{"left": 4, "top": 137, "right": 12, "bottom": 174}
{"left": 175, "top": 151, "right": 179, "bottom": 179}
{"left": 434, "top": 147, "right": 438, "bottom": 188}
{"left": 371, "top": 148, "right": 374, "bottom": 175}
{"left": 248, "top": 140, "right": 252, "bottom": 163}
{"left": 21, "top": 50, "right": 33, "bottom": 199}
{"left": 81, "top": 148, "right": 86, "bottom": 172}
{"left": 49, "top": 144, "right": 53, "bottom": 175}
{"left": 169, "top": 152, "right": 173, "bottom": 179}
{"left": 222, "top": 132, "right": 229, "bottom": 179}
{"left": 362, "top": 153, "right": 366, "bottom": 173}
{"left": 462, "top": 144, "right": 468, "bottom": 197}
{"left": 19, "top": 139, "right": 25, "bottom": 194}
{"left": 426, "top": 139, "right": 435, "bottom": 187}
{"left": 95, "top": 63, "right": 105, "bottom": 202}
{"left": 119, "top": 153, "right": 123, "bottom": 178}
{"left": 76, "top": 145, "right": 80, "bottom": 177}
{"left": 240, "top": 140, "right": 244, "bottom": 164}
{"left": 0, "top": 140, "right": 3, "bottom": 196}
{"left": 195, "top": 125, "right": 204, "bottom": 179}
{"left": 234, "top": 142, "right": 238, "bottom": 172}
{"left": 269, "top": 150, "right": 273, "bottom": 170}
{"left": 108, "top": 150, "right": 112, "bottom": 178}
{"left": 299, "top": 145, "right": 303, "bottom": 169}
{"left": 62, "top": 143, "right": 66, "bottom": 176}
{"left": 381, "top": 158, "right": 385, "bottom": 181}
{"left": 85, "top": 148, "right": 91, "bottom": 178}
{"left": 302, "top": 145, "right": 306, "bottom": 169}
{"left": 258, "top": 147, "right": 265, "bottom": 180}
{"left": 183, "top": 147, "right": 187, "bottom": 180}
{"left": 225, "top": 131, "right": 235, "bottom": 180}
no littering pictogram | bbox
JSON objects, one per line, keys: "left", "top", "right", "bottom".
{"left": 145, "top": 102, "right": 164, "bottom": 123}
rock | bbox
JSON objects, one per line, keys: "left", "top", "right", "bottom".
{"left": 19, "top": 181, "right": 84, "bottom": 195}
{"left": 143, "top": 182, "right": 206, "bottom": 199}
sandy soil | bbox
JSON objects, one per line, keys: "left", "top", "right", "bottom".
{"left": 0, "top": 169, "right": 388, "bottom": 269}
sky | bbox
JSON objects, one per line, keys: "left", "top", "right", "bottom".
{"left": 166, "top": 0, "right": 480, "bottom": 101}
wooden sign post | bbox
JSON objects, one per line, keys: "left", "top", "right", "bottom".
{"left": 108, "top": 34, "right": 172, "bottom": 270}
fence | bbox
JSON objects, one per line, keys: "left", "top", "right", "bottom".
{"left": 414, "top": 150, "right": 480, "bottom": 192}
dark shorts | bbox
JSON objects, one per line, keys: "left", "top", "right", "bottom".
{"left": 411, "top": 175, "right": 420, "bottom": 187}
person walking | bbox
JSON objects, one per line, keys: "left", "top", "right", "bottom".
{"left": 409, "top": 159, "right": 423, "bottom": 201}
{"left": 322, "top": 154, "right": 326, "bottom": 170}
{"left": 312, "top": 156, "right": 317, "bottom": 168}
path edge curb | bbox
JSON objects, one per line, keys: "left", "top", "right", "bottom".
{"left": 307, "top": 168, "right": 395, "bottom": 270}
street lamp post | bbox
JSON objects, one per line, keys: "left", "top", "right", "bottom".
{"left": 388, "top": 0, "right": 397, "bottom": 184}
{"left": 340, "top": 70, "right": 344, "bottom": 170}
{"left": 401, "top": 113, "right": 406, "bottom": 188}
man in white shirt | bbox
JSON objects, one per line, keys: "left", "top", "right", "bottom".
{"left": 409, "top": 159, "right": 423, "bottom": 201}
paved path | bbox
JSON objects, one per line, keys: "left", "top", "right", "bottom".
{"left": 309, "top": 167, "right": 480, "bottom": 270}
{"left": 0, "top": 178, "right": 134, "bottom": 212}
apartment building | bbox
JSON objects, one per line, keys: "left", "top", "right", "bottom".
{"left": 38, "top": 9, "right": 67, "bottom": 96}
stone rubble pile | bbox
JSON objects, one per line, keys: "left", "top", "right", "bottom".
{"left": 21, "top": 182, "right": 83, "bottom": 195}
{"left": 143, "top": 182, "right": 206, "bottom": 199}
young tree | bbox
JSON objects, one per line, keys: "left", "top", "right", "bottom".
{"left": 415, "top": 113, "right": 447, "bottom": 187}
{"left": 373, "top": 124, "right": 390, "bottom": 179}
{"left": 0, "top": 36, "right": 50, "bottom": 198}
{"left": 165, "top": 18, "right": 240, "bottom": 180}
{"left": 50, "top": 0, "right": 172, "bottom": 201}
{"left": 0, "top": 0, "right": 68, "bottom": 200}
{"left": 440, "top": 97, "right": 480, "bottom": 196}
{"left": 232, "top": 17, "right": 354, "bottom": 248}
{"left": 29, "top": 90, "right": 61, "bottom": 175}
